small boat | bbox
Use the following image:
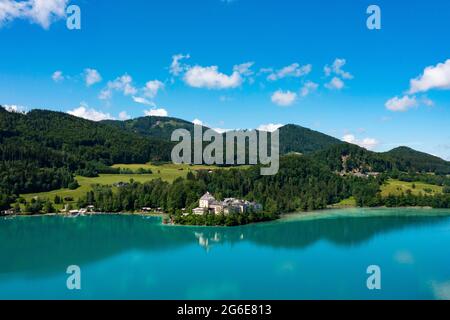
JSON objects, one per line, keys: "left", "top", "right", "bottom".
{"left": 68, "top": 210, "right": 80, "bottom": 218}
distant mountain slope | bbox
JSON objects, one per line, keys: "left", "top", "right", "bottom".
{"left": 279, "top": 124, "right": 343, "bottom": 154}
{"left": 0, "top": 107, "right": 174, "bottom": 165}
{"left": 2, "top": 106, "right": 448, "bottom": 175}
{"left": 102, "top": 116, "right": 196, "bottom": 140}
{"left": 383, "top": 147, "right": 450, "bottom": 174}
{"left": 104, "top": 117, "right": 344, "bottom": 155}
{"left": 312, "top": 143, "right": 392, "bottom": 173}
{"left": 313, "top": 143, "right": 450, "bottom": 174}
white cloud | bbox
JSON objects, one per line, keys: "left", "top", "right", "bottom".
{"left": 219, "top": 95, "right": 233, "bottom": 102}
{"left": 257, "top": 123, "right": 284, "bottom": 132}
{"left": 98, "top": 89, "right": 112, "bottom": 100}
{"left": 68, "top": 105, "right": 114, "bottom": 122}
{"left": 4, "top": 104, "right": 27, "bottom": 114}
{"left": 323, "top": 59, "right": 352, "bottom": 90}
{"left": 170, "top": 53, "right": 190, "bottom": 76}
{"left": 342, "top": 134, "right": 379, "bottom": 150}
{"left": 99, "top": 74, "right": 137, "bottom": 100}
{"left": 51, "top": 70, "right": 64, "bottom": 82}
{"left": 233, "top": 62, "right": 254, "bottom": 76}
{"left": 132, "top": 96, "right": 155, "bottom": 106}
{"left": 422, "top": 97, "right": 434, "bottom": 107}
{"left": 385, "top": 95, "right": 418, "bottom": 112}
{"left": 324, "top": 58, "right": 353, "bottom": 79}
{"left": 121, "top": 77, "right": 137, "bottom": 95}
{"left": 0, "top": 0, "right": 24, "bottom": 25}
{"left": 342, "top": 134, "right": 357, "bottom": 144}
{"left": 84, "top": 68, "right": 102, "bottom": 87}
{"left": 212, "top": 127, "right": 234, "bottom": 134}
{"left": 118, "top": 111, "right": 131, "bottom": 121}
{"left": 325, "top": 77, "right": 344, "bottom": 90}
{"left": 271, "top": 90, "right": 297, "bottom": 106}
{"left": 100, "top": 76, "right": 163, "bottom": 103}
{"left": 173, "top": 55, "right": 252, "bottom": 88}
{"left": 184, "top": 65, "right": 242, "bottom": 89}
{"left": 300, "top": 81, "right": 319, "bottom": 97}
{"left": 0, "top": 0, "right": 69, "bottom": 29}
{"left": 192, "top": 119, "right": 203, "bottom": 126}
{"left": 144, "top": 108, "right": 168, "bottom": 117}
{"left": 385, "top": 95, "right": 434, "bottom": 112}
{"left": 258, "top": 67, "right": 273, "bottom": 75}
{"left": 143, "top": 80, "right": 164, "bottom": 98}
{"left": 267, "top": 63, "right": 312, "bottom": 81}
{"left": 409, "top": 59, "right": 450, "bottom": 94}
{"left": 359, "top": 138, "right": 379, "bottom": 150}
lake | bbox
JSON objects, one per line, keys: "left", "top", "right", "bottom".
{"left": 1, "top": 208, "right": 450, "bottom": 300}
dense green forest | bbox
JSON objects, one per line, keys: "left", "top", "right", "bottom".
{"left": 1, "top": 106, "right": 450, "bottom": 219}
{"left": 103, "top": 114, "right": 344, "bottom": 155}
{"left": 278, "top": 124, "right": 343, "bottom": 154}
{"left": 311, "top": 143, "right": 450, "bottom": 175}
{"left": 77, "top": 155, "right": 350, "bottom": 213}
{"left": 0, "top": 108, "right": 173, "bottom": 165}
{"left": 73, "top": 154, "right": 450, "bottom": 226}
{"left": 0, "top": 107, "right": 174, "bottom": 206}
{"left": 383, "top": 146, "right": 450, "bottom": 174}
{"left": 75, "top": 155, "right": 351, "bottom": 225}
{"left": 102, "top": 116, "right": 197, "bottom": 140}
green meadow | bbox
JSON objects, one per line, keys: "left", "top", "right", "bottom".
{"left": 20, "top": 165, "right": 444, "bottom": 212}
{"left": 333, "top": 196, "right": 357, "bottom": 208}
{"left": 332, "top": 179, "right": 444, "bottom": 208}
{"left": 380, "top": 179, "right": 443, "bottom": 197}
{"left": 20, "top": 163, "right": 228, "bottom": 209}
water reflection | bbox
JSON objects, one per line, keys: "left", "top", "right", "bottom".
{"left": 0, "top": 209, "right": 449, "bottom": 276}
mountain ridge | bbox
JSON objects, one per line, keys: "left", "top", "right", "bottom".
{"left": 1, "top": 106, "right": 449, "bottom": 172}
{"left": 1, "top": 105, "right": 450, "bottom": 211}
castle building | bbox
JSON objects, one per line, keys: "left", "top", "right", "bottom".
{"left": 192, "top": 192, "right": 262, "bottom": 216}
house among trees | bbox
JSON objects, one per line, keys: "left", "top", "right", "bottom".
{"left": 1, "top": 208, "right": 17, "bottom": 216}
{"left": 113, "top": 182, "right": 130, "bottom": 188}
{"left": 192, "top": 192, "right": 263, "bottom": 215}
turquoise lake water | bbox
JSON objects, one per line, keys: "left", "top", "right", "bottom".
{"left": 1, "top": 208, "right": 450, "bottom": 300}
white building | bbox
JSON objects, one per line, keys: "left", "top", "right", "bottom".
{"left": 193, "top": 207, "right": 206, "bottom": 215}
{"left": 192, "top": 192, "right": 262, "bottom": 216}
{"left": 199, "top": 192, "right": 215, "bottom": 209}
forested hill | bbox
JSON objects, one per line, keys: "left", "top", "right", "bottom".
{"left": 103, "top": 116, "right": 343, "bottom": 155}
{"left": 278, "top": 124, "right": 343, "bottom": 154}
{"left": 1, "top": 106, "right": 450, "bottom": 201}
{"left": 0, "top": 108, "right": 174, "bottom": 164}
{"left": 102, "top": 116, "right": 195, "bottom": 140}
{"left": 2, "top": 106, "right": 450, "bottom": 172}
{"left": 0, "top": 107, "right": 175, "bottom": 200}
{"left": 383, "top": 147, "right": 450, "bottom": 174}
{"left": 312, "top": 143, "right": 450, "bottom": 174}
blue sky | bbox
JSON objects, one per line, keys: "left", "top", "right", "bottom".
{"left": 0, "top": 0, "right": 449, "bottom": 159}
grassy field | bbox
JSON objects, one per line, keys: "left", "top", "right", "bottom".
{"left": 380, "top": 179, "right": 443, "bottom": 197}
{"left": 20, "top": 163, "right": 240, "bottom": 209}
{"left": 332, "top": 197, "right": 357, "bottom": 208}
{"left": 332, "top": 179, "right": 444, "bottom": 208}
{"left": 21, "top": 174, "right": 157, "bottom": 210}
{"left": 111, "top": 162, "right": 224, "bottom": 181}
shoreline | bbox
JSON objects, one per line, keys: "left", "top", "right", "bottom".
{"left": 1, "top": 211, "right": 168, "bottom": 219}
{"left": 3, "top": 207, "right": 450, "bottom": 227}
{"left": 279, "top": 206, "right": 450, "bottom": 221}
